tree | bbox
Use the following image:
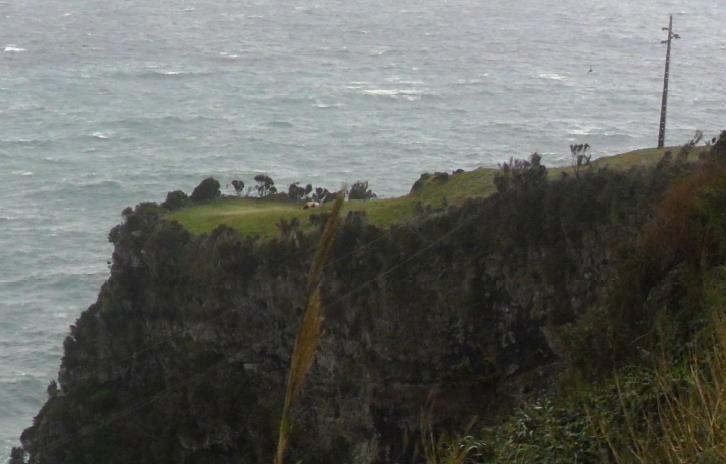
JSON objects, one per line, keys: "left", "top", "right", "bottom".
{"left": 162, "top": 190, "right": 189, "bottom": 211}
{"left": 494, "top": 153, "right": 548, "bottom": 193}
{"left": 254, "top": 175, "right": 277, "bottom": 197}
{"left": 312, "top": 187, "right": 331, "bottom": 203}
{"left": 288, "top": 182, "right": 312, "bottom": 201}
{"left": 570, "top": 144, "right": 591, "bottom": 178}
{"left": 231, "top": 179, "right": 245, "bottom": 196}
{"left": 677, "top": 130, "right": 704, "bottom": 162}
{"left": 190, "top": 177, "right": 221, "bottom": 202}
{"left": 713, "top": 130, "right": 726, "bottom": 158}
{"left": 348, "top": 181, "right": 376, "bottom": 200}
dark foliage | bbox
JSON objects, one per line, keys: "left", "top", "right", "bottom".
{"left": 348, "top": 181, "right": 376, "bottom": 201}
{"left": 254, "top": 174, "right": 277, "bottom": 197}
{"left": 231, "top": 179, "right": 245, "bottom": 196}
{"left": 276, "top": 217, "right": 301, "bottom": 239}
{"left": 409, "top": 173, "right": 431, "bottom": 194}
{"left": 312, "top": 186, "right": 332, "bottom": 203}
{"left": 18, "top": 140, "right": 726, "bottom": 463}
{"left": 558, "top": 146, "right": 726, "bottom": 379}
{"left": 711, "top": 130, "right": 726, "bottom": 158}
{"left": 190, "top": 177, "right": 221, "bottom": 202}
{"left": 676, "top": 130, "right": 704, "bottom": 162}
{"left": 493, "top": 152, "right": 547, "bottom": 193}
{"left": 161, "top": 190, "right": 188, "bottom": 211}
{"left": 288, "top": 182, "right": 313, "bottom": 201}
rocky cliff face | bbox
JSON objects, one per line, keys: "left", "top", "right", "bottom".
{"left": 12, "top": 167, "right": 676, "bottom": 464}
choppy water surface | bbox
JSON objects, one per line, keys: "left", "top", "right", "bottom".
{"left": 1, "top": 0, "right": 724, "bottom": 457}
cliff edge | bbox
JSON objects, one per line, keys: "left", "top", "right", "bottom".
{"left": 11, "top": 140, "right": 726, "bottom": 463}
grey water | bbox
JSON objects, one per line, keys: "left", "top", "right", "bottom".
{"left": 1, "top": 0, "right": 724, "bottom": 458}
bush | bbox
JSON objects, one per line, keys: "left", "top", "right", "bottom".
{"left": 312, "top": 187, "right": 332, "bottom": 203}
{"left": 494, "top": 152, "right": 548, "bottom": 193}
{"left": 190, "top": 177, "right": 221, "bottom": 202}
{"left": 162, "top": 190, "right": 189, "bottom": 211}
{"left": 712, "top": 130, "right": 726, "bottom": 158}
{"left": 348, "top": 181, "right": 376, "bottom": 200}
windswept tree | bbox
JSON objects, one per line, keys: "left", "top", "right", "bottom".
{"left": 494, "top": 152, "right": 548, "bottom": 193}
{"left": 348, "top": 181, "right": 376, "bottom": 200}
{"left": 162, "top": 190, "right": 189, "bottom": 211}
{"left": 288, "top": 182, "right": 313, "bottom": 201}
{"left": 570, "top": 143, "right": 591, "bottom": 178}
{"left": 254, "top": 174, "right": 277, "bottom": 197}
{"left": 312, "top": 187, "right": 332, "bottom": 203}
{"left": 230, "top": 179, "right": 245, "bottom": 196}
{"left": 677, "top": 130, "right": 704, "bottom": 162}
{"left": 190, "top": 177, "right": 221, "bottom": 202}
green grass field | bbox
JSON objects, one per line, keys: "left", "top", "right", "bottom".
{"left": 168, "top": 146, "right": 707, "bottom": 237}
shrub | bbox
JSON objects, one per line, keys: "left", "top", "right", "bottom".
{"left": 312, "top": 187, "right": 332, "bottom": 203}
{"left": 494, "top": 153, "right": 547, "bottom": 193}
{"left": 676, "top": 130, "right": 704, "bottom": 162}
{"left": 190, "top": 177, "right": 221, "bottom": 202}
{"left": 712, "top": 130, "right": 726, "bottom": 158}
{"left": 162, "top": 190, "right": 188, "bottom": 211}
{"left": 348, "top": 181, "right": 376, "bottom": 201}
{"left": 410, "top": 173, "right": 431, "bottom": 194}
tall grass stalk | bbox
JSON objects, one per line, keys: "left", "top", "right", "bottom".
{"left": 588, "top": 308, "right": 726, "bottom": 463}
{"left": 274, "top": 191, "right": 344, "bottom": 464}
{"left": 418, "top": 405, "right": 482, "bottom": 464}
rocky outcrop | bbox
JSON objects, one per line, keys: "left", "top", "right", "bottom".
{"left": 12, "top": 167, "right": 676, "bottom": 464}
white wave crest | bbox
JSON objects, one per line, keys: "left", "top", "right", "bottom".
{"left": 91, "top": 132, "right": 110, "bottom": 140}
{"left": 538, "top": 73, "right": 567, "bottom": 81}
{"left": 314, "top": 101, "right": 342, "bottom": 109}
{"left": 4, "top": 45, "right": 26, "bottom": 53}
{"left": 569, "top": 126, "right": 598, "bottom": 136}
{"left": 362, "top": 88, "right": 429, "bottom": 100}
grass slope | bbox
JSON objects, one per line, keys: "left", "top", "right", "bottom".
{"left": 169, "top": 146, "right": 705, "bottom": 237}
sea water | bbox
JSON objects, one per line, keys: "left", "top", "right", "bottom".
{"left": 1, "top": 0, "right": 724, "bottom": 457}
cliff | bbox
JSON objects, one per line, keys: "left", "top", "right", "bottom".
{"left": 10, "top": 148, "right": 720, "bottom": 463}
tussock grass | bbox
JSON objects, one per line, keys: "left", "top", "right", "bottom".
{"left": 587, "top": 308, "right": 726, "bottom": 464}
{"left": 274, "top": 191, "right": 344, "bottom": 464}
{"left": 418, "top": 410, "right": 483, "bottom": 464}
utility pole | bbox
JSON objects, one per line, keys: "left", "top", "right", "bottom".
{"left": 657, "top": 15, "right": 680, "bottom": 148}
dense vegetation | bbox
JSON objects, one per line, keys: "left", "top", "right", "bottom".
{"left": 9, "top": 135, "right": 724, "bottom": 464}
{"left": 165, "top": 146, "right": 708, "bottom": 238}
{"left": 425, "top": 133, "right": 726, "bottom": 463}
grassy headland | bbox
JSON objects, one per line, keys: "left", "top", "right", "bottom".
{"left": 168, "top": 146, "right": 706, "bottom": 237}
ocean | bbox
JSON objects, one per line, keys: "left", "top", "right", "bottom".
{"left": 1, "top": 0, "right": 724, "bottom": 458}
